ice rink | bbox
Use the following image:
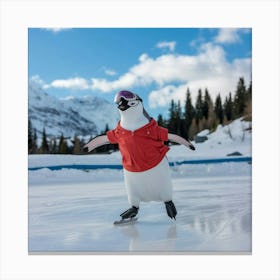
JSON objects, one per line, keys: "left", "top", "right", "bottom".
{"left": 28, "top": 162, "right": 251, "bottom": 253}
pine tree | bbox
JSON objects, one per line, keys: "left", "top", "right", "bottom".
{"left": 49, "top": 137, "right": 57, "bottom": 154}
{"left": 203, "top": 88, "right": 216, "bottom": 130}
{"left": 195, "top": 89, "right": 203, "bottom": 127}
{"left": 188, "top": 118, "right": 198, "bottom": 140}
{"left": 33, "top": 128, "right": 38, "bottom": 153}
{"left": 167, "top": 99, "right": 176, "bottom": 133}
{"left": 245, "top": 80, "right": 252, "bottom": 102}
{"left": 40, "top": 127, "right": 49, "bottom": 154}
{"left": 233, "top": 77, "right": 247, "bottom": 118}
{"left": 28, "top": 119, "right": 33, "bottom": 154}
{"left": 28, "top": 120, "right": 38, "bottom": 154}
{"left": 184, "top": 88, "right": 195, "bottom": 139}
{"left": 202, "top": 88, "right": 210, "bottom": 120}
{"left": 244, "top": 80, "right": 252, "bottom": 121}
{"left": 80, "top": 137, "right": 86, "bottom": 153}
{"left": 73, "top": 135, "right": 81, "bottom": 154}
{"left": 157, "top": 114, "right": 164, "bottom": 127}
{"left": 58, "top": 134, "right": 68, "bottom": 154}
{"left": 174, "top": 100, "right": 183, "bottom": 136}
{"left": 224, "top": 92, "right": 233, "bottom": 122}
{"left": 214, "top": 94, "right": 224, "bottom": 124}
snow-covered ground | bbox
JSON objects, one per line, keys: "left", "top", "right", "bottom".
{"left": 28, "top": 118, "right": 252, "bottom": 253}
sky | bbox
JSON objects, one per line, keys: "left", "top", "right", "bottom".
{"left": 28, "top": 28, "right": 252, "bottom": 118}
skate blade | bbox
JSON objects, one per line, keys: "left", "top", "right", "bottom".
{"left": 113, "top": 217, "right": 138, "bottom": 226}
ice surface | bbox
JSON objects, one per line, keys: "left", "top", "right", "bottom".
{"left": 28, "top": 163, "right": 251, "bottom": 253}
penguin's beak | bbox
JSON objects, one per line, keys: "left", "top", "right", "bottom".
{"left": 117, "top": 99, "right": 130, "bottom": 111}
{"left": 118, "top": 104, "right": 128, "bottom": 111}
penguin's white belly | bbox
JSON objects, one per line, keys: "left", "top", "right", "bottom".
{"left": 123, "top": 157, "right": 172, "bottom": 206}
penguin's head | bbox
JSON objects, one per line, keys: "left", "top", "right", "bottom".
{"left": 114, "top": 90, "right": 143, "bottom": 112}
{"left": 114, "top": 90, "right": 151, "bottom": 128}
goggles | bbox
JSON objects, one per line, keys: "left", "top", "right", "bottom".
{"left": 114, "top": 90, "right": 142, "bottom": 105}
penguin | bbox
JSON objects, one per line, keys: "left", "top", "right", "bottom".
{"left": 84, "top": 90, "right": 195, "bottom": 221}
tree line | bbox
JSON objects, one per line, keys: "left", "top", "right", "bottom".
{"left": 29, "top": 123, "right": 80, "bottom": 154}
{"left": 28, "top": 77, "right": 251, "bottom": 154}
{"left": 28, "top": 122, "right": 117, "bottom": 154}
{"left": 157, "top": 77, "right": 252, "bottom": 140}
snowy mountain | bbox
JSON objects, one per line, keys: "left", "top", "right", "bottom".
{"left": 61, "top": 95, "right": 119, "bottom": 134}
{"left": 28, "top": 82, "right": 119, "bottom": 137}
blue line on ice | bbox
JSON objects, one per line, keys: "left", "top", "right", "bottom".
{"left": 28, "top": 156, "right": 252, "bottom": 171}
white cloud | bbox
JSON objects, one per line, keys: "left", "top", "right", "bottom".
{"left": 189, "top": 37, "right": 205, "bottom": 48}
{"left": 92, "top": 43, "right": 250, "bottom": 97}
{"left": 90, "top": 41, "right": 251, "bottom": 109}
{"left": 30, "top": 75, "right": 45, "bottom": 86}
{"left": 91, "top": 52, "right": 203, "bottom": 92}
{"left": 39, "top": 39, "right": 251, "bottom": 109}
{"left": 91, "top": 72, "right": 137, "bottom": 92}
{"left": 30, "top": 74, "right": 90, "bottom": 92}
{"left": 148, "top": 57, "right": 251, "bottom": 108}
{"left": 157, "top": 32, "right": 251, "bottom": 108}
{"left": 149, "top": 84, "right": 186, "bottom": 108}
{"left": 44, "top": 77, "right": 89, "bottom": 90}
{"left": 104, "top": 69, "right": 117, "bottom": 76}
{"left": 139, "top": 53, "right": 149, "bottom": 62}
{"left": 90, "top": 78, "right": 112, "bottom": 92}
{"left": 214, "top": 28, "right": 241, "bottom": 44}
{"left": 156, "top": 41, "right": 176, "bottom": 52}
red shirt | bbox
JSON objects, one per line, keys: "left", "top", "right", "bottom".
{"left": 106, "top": 119, "right": 169, "bottom": 172}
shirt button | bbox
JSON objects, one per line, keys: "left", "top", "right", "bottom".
{"left": 147, "top": 131, "right": 150, "bottom": 134}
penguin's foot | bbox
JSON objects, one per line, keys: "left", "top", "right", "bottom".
{"left": 165, "top": 201, "right": 177, "bottom": 220}
{"left": 120, "top": 206, "right": 139, "bottom": 219}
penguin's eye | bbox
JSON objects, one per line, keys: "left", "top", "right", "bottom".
{"left": 127, "top": 100, "right": 139, "bottom": 107}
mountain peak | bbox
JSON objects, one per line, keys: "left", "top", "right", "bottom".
{"left": 28, "top": 82, "right": 119, "bottom": 138}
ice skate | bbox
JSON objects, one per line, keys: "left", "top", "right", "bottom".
{"left": 120, "top": 206, "right": 139, "bottom": 219}
{"left": 165, "top": 201, "right": 177, "bottom": 220}
{"left": 113, "top": 206, "right": 139, "bottom": 226}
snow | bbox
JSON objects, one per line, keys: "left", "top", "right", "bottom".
{"left": 28, "top": 81, "right": 119, "bottom": 137}
{"left": 28, "top": 118, "right": 252, "bottom": 253}
{"left": 197, "top": 129, "right": 210, "bottom": 137}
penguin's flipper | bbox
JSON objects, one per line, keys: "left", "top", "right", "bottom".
{"left": 83, "top": 135, "right": 110, "bottom": 152}
{"left": 168, "top": 133, "right": 195, "bottom": 150}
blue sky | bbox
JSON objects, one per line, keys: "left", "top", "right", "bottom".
{"left": 28, "top": 28, "right": 251, "bottom": 118}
